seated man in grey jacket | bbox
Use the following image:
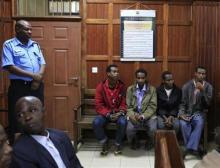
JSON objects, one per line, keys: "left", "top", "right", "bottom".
{"left": 126, "top": 69, "right": 157, "bottom": 150}
{"left": 179, "top": 66, "right": 213, "bottom": 158}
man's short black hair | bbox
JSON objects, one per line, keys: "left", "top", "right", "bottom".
{"left": 195, "top": 66, "right": 206, "bottom": 72}
{"left": 135, "top": 68, "right": 147, "bottom": 77}
{"left": 15, "top": 20, "right": 27, "bottom": 30}
{"left": 15, "top": 96, "right": 44, "bottom": 114}
{"left": 106, "top": 64, "right": 118, "bottom": 73}
{"left": 161, "top": 71, "right": 172, "bottom": 80}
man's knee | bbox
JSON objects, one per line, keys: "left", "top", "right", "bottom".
{"left": 148, "top": 118, "right": 157, "bottom": 130}
{"left": 157, "top": 118, "right": 165, "bottom": 129}
{"left": 126, "top": 121, "right": 135, "bottom": 132}
{"left": 195, "top": 120, "right": 204, "bottom": 129}
{"left": 93, "top": 116, "right": 105, "bottom": 128}
{"left": 117, "top": 116, "right": 127, "bottom": 127}
{"left": 180, "top": 120, "right": 188, "bottom": 127}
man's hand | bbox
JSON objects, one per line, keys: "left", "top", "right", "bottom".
{"left": 129, "top": 115, "right": 138, "bottom": 125}
{"left": 110, "top": 112, "right": 122, "bottom": 122}
{"left": 167, "top": 116, "right": 174, "bottom": 124}
{"left": 31, "top": 80, "right": 40, "bottom": 90}
{"left": 179, "top": 114, "right": 191, "bottom": 121}
{"left": 196, "top": 82, "right": 204, "bottom": 91}
{"left": 165, "top": 116, "right": 174, "bottom": 128}
{"left": 32, "top": 73, "right": 43, "bottom": 82}
{"left": 134, "top": 113, "right": 144, "bottom": 122}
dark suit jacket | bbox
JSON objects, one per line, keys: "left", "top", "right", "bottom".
{"left": 10, "top": 129, "right": 83, "bottom": 168}
{"left": 157, "top": 84, "right": 182, "bottom": 117}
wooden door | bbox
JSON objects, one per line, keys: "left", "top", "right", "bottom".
{"left": 30, "top": 21, "right": 81, "bottom": 140}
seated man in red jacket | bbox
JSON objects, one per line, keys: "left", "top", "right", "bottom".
{"left": 93, "top": 64, "right": 127, "bottom": 156}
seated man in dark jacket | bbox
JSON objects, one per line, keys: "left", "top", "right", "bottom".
{"left": 157, "top": 71, "right": 181, "bottom": 133}
{"left": 10, "top": 96, "right": 83, "bottom": 168}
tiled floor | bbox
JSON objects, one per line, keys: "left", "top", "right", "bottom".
{"left": 76, "top": 141, "right": 203, "bottom": 168}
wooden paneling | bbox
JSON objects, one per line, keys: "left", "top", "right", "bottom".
{"left": 193, "top": 1, "right": 219, "bottom": 136}
{"left": 87, "top": 25, "right": 108, "bottom": 55}
{"left": 140, "top": 62, "right": 163, "bottom": 87}
{"left": 169, "top": 3, "right": 192, "bottom": 21}
{"left": 1, "top": 0, "right": 12, "bottom": 18}
{"left": 168, "top": 62, "right": 192, "bottom": 87}
{"left": 168, "top": 26, "right": 192, "bottom": 58}
{"left": 87, "top": 61, "right": 108, "bottom": 88}
{"left": 83, "top": 0, "right": 193, "bottom": 90}
{"left": 87, "top": 3, "right": 109, "bottom": 19}
{"left": 0, "top": 0, "right": 12, "bottom": 126}
{"left": 113, "top": 61, "right": 136, "bottom": 89}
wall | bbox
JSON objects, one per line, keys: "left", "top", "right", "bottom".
{"left": 193, "top": 1, "right": 220, "bottom": 136}
{"left": 82, "top": 0, "right": 193, "bottom": 90}
{"left": 82, "top": 0, "right": 220, "bottom": 137}
{"left": 0, "top": 0, "right": 13, "bottom": 126}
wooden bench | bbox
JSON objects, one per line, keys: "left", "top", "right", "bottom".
{"left": 155, "top": 130, "right": 185, "bottom": 168}
{"left": 73, "top": 89, "right": 209, "bottom": 153}
{"left": 73, "top": 89, "right": 117, "bottom": 149}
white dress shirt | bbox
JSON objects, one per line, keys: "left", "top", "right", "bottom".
{"left": 31, "top": 130, "right": 66, "bottom": 168}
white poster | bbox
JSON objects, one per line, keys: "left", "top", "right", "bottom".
{"left": 120, "top": 10, "right": 156, "bottom": 61}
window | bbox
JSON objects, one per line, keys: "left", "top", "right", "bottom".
{"left": 15, "top": 0, "right": 80, "bottom": 17}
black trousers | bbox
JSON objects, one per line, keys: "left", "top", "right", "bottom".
{"left": 7, "top": 79, "right": 44, "bottom": 144}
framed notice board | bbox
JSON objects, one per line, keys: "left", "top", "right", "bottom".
{"left": 120, "top": 10, "right": 156, "bottom": 61}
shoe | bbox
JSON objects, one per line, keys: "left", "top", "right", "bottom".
{"left": 190, "top": 149, "right": 204, "bottom": 159}
{"left": 182, "top": 148, "right": 189, "bottom": 159}
{"left": 145, "top": 141, "right": 154, "bottom": 151}
{"left": 114, "top": 144, "right": 122, "bottom": 155}
{"left": 100, "top": 141, "right": 109, "bottom": 156}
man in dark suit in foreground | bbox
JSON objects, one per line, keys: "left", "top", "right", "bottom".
{"left": 10, "top": 96, "right": 83, "bottom": 168}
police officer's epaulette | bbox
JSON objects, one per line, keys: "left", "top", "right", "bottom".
{"left": 4, "top": 38, "right": 14, "bottom": 44}
{"left": 33, "top": 41, "right": 42, "bottom": 52}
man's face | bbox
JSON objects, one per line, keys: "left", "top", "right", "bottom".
{"left": 107, "top": 67, "right": 119, "bottom": 82}
{"left": 16, "top": 100, "right": 44, "bottom": 135}
{"left": 195, "top": 68, "right": 206, "bottom": 82}
{"left": 136, "top": 72, "right": 146, "bottom": 87}
{"left": 16, "top": 21, "right": 32, "bottom": 41}
{"left": 0, "top": 127, "right": 12, "bottom": 168}
{"left": 163, "top": 74, "right": 174, "bottom": 89}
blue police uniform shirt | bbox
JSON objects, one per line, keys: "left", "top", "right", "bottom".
{"left": 1, "top": 37, "right": 46, "bottom": 81}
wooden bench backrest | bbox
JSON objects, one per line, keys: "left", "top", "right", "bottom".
{"left": 82, "top": 89, "right": 96, "bottom": 116}
{"left": 155, "top": 130, "right": 185, "bottom": 168}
